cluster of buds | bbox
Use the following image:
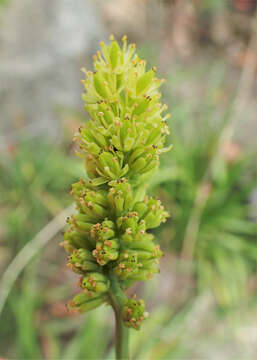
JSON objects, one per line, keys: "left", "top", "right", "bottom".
{"left": 122, "top": 296, "right": 148, "bottom": 330}
{"left": 90, "top": 220, "right": 119, "bottom": 265}
{"left": 63, "top": 36, "right": 171, "bottom": 329}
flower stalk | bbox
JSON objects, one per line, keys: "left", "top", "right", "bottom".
{"left": 109, "top": 273, "right": 129, "bottom": 359}
{"left": 62, "top": 35, "right": 171, "bottom": 359}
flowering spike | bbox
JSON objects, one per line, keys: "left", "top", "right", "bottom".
{"left": 63, "top": 37, "right": 171, "bottom": 329}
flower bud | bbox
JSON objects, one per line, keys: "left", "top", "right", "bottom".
{"left": 64, "top": 229, "right": 93, "bottom": 250}
{"left": 92, "top": 239, "right": 119, "bottom": 266}
{"left": 138, "top": 197, "right": 169, "bottom": 229}
{"left": 67, "top": 248, "right": 99, "bottom": 274}
{"left": 122, "top": 297, "right": 148, "bottom": 330}
{"left": 107, "top": 180, "right": 134, "bottom": 215}
{"left": 79, "top": 272, "right": 110, "bottom": 295}
{"left": 68, "top": 292, "right": 106, "bottom": 313}
{"left": 90, "top": 220, "right": 119, "bottom": 265}
{"left": 114, "top": 250, "right": 139, "bottom": 279}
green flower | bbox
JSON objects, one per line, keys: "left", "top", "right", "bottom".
{"left": 63, "top": 35, "right": 171, "bottom": 329}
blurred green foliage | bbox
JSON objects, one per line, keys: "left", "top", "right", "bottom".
{"left": 0, "top": 138, "right": 82, "bottom": 358}
{"left": 0, "top": 0, "right": 8, "bottom": 8}
{"left": 0, "top": 139, "right": 81, "bottom": 252}
{"left": 152, "top": 62, "right": 257, "bottom": 309}
{"left": 158, "top": 124, "right": 257, "bottom": 308}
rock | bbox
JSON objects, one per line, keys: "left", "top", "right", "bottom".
{"left": 0, "top": 0, "right": 105, "bottom": 139}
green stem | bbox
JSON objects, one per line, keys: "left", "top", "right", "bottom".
{"left": 109, "top": 274, "right": 129, "bottom": 360}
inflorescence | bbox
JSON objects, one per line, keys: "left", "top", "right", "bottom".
{"left": 62, "top": 35, "right": 171, "bottom": 330}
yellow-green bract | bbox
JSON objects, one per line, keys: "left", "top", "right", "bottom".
{"left": 63, "top": 35, "right": 171, "bottom": 329}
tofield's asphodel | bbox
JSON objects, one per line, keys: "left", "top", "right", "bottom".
{"left": 61, "top": 35, "right": 171, "bottom": 352}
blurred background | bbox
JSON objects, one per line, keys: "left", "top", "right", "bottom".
{"left": 0, "top": 0, "right": 257, "bottom": 359}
